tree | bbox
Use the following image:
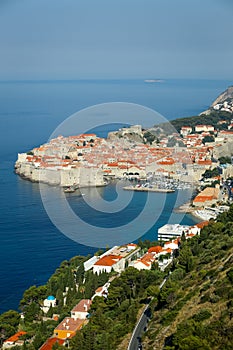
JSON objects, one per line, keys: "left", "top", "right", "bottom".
{"left": 158, "top": 280, "right": 177, "bottom": 307}
{"left": 20, "top": 285, "right": 47, "bottom": 309}
{"left": 219, "top": 156, "right": 231, "bottom": 164}
{"left": 178, "top": 245, "right": 194, "bottom": 272}
{"left": 203, "top": 135, "right": 215, "bottom": 144}
{"left": 24, "top": 302, "right": 41, "bottom": 322}
{"left": 32, "top": 332, "right": 44, "bottom": 349}
{"left": 52, "top": 343, "right": 64, "bottom": 350}
{"left": 0, "top": 310, "right": 20, "bottom": 328}
{"left": 0, "top": 310, "right": 20, "bottom": 341}
{"left": 146, "top": 285, "right": 160, "bottom": 299}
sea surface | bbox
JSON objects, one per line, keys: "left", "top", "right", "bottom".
{"left": 0, "top": 78, "right": 231, "bottom": 313}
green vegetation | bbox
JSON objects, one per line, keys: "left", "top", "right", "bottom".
{"left": 219, "top": 156, "right": 232, "bottom": 165}
{"left": 0, "top": 310, "right": 20, "bottom": 340}
{"left": 171, "top": 110, "right": 232, "bottom": 132}
{"left": 202, "top": 135, "right": 215, "bottom": 144}
{"left": 144, "top": 131, "right": 157, "bottom": 144}
{"left": 158, "top": 110, "right": 232, "bottom": 134}
{"left": 202, "top": 167, "right": 221, "bottom": 179}
{"left": 0, "top": 255, "right": 109, "bottom": 349}
{"left": 1, "top": 205, "right": 233, "bottom": 349}
{"left": 143, "top": 205, "right": 233, "bottom": 350}
{"left": 69, "top": 268, "right": 165, "bottom": 350}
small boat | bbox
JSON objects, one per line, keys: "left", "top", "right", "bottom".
{"left": 63, "top": 185, "right": 78, "bottom": 193}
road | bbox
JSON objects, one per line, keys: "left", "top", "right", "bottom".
{"left": 127, "top": 304, "right": 150, "bottom": 350}
{"left": 128, "top": 278, "right": 167, "bottom": 350}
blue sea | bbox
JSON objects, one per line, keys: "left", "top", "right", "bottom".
{"left": 0, "top": 78, "right": 231, "bottom": 313}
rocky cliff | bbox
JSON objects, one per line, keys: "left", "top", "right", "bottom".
{"left": 211, "top": 85, "right": 233, "bottom": 106}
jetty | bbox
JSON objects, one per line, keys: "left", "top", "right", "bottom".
{"left": 123, "top": 186, "right": 175, "bottom": 193}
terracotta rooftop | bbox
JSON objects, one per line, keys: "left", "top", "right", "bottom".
{"left": 196, "top": 221, "right": 209, "bottom": 229}
{"left": 39, "top": 337, "right": 65, "bottom": 350}
{"left": 4, "top": 331, "right": 27, "bottom": 343}
{"left": 148, "top": 246, "right": 163, "bottom": 254}
{"left": 94, "top": 254, "right": 122, "bottom": 267}
{"left": 54, "top": 317, "right": 85, "bottom": 333}
{"left": 71, "top": 299, "right": 92, "bottom": 313}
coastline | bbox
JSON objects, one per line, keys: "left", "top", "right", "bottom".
{"left": 174, "top": 201, "right": 203, "bottom": 221}
{"left": 174, "top": 201, "right": 193, "bottom": 213}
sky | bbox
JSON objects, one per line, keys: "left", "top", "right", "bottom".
{"left": 0, "top": 0, "right": 232, "bottom": 80}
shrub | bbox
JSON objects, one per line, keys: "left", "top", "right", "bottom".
{"left": 193, "top": 309, "right": 212, "bottom": 322}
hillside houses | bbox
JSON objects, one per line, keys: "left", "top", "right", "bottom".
{"left": 5, "top": 225, "right": 204, "bottom": 350}
{"left": 84, "top": 244, "right": 140, "bottom": 275}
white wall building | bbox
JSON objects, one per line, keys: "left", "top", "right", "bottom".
{"left": 71, "top": 299, "right": 92, "bottom": 320}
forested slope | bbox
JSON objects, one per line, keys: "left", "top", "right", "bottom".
{"left": 143, "top": 206, "right": 233, "bottom": 350}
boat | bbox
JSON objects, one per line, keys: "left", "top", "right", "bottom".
{"left": 63, "top": 185, "right": 79, "bottom": 193}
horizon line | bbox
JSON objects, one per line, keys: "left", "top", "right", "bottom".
{"left": 0, "top": 77, "right": 232, "bottom": 83}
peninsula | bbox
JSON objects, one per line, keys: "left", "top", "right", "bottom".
{"left": 15, "top": 106, "right": 233, "bottom": 212}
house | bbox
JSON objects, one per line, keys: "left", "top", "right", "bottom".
{"left": 195, "top": 125, "right": 214, "bottom": 133}
{"left": 92, "top": 283, "right": 110, "bottom": 299}
{"left": 130, "top": 253, "right": 156, "bottom": 271}
{"left": 3, "top": 331, "right": 27, "bottom": 349}
{"left": 88, "top": 244, "right": 140, "bottom": 275}
{"left": 41, "top": 295, "right": 56, "bottom": 313}
{"left": 148, "top": 246, "right": 163, "bottom": 254}
{"left": 193, "top": 187, "right": 219, "bottom": 207}
{"left": 71, "top": 299, "right": 92, "bottom": 320}
{"left": 180, "top": 126, "right": 192, "bottom": 136}
{"left": 53, "top": 317, "right": 85, "bottom": 339}
{"left": 39, "top": 337, "right": 65, "bottom": 350}
{"left": 93, "top": 254, "right": 123, "bottom": 274}
{"left": 158, "top": 224, "right": 190, "bottom": 241}
{"left": 195, "top": 221, "right": 209, "bottom": 229}
{"left": 163, "top": 241, "right": 179, "bottom": 250}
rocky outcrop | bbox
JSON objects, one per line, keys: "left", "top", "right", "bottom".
{"left": 107, "top": 125, "right": 144, "bottom": 143}
{"left": 211, "top": 85, "right": 233, "bottom": 106}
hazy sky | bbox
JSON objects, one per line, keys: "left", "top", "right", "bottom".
{"left": 0, "top": 0, "right": 232, "bottom": 79}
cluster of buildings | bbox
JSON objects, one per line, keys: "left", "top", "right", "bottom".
{"left": 15, "top": 120, "right": 233, "bottom": 188}
{"left": 2, "top": 219, "right": 208, "bottom": 350}
{"left": 84, "top": 243, "right": 140, "bottom": 274}
{"left": 213, "top": 100, "right": 233, "bottom": 113}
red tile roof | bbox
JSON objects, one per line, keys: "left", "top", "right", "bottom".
{"left": 4, "top": 331, "right": 27, "bottom": 343}
{"left": 163, "top": 248, "right": 172, "bottom": 254}
{"left": 71, "top": 299, "right": 92, "bottom": 313}
{"left": 196, "top": 221, "right": 209, "bottom": 229}
{"left": 40, "top": 337, "right": 65, "bottom": 350}
{"left": 148, "top": 246, "right": 163, "bottom": 254}
{"left": 193, "top": 195, "right": 214, "bottom": 202}
{"left": 94, "top": 254, "right": 122, "bottom": 267}
{"left": 54, "top": 317, "right": 84, "bottom": 333}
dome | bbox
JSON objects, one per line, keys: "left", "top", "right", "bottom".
{"left": 47, "top": 295, "right": 55, "bottom": 300}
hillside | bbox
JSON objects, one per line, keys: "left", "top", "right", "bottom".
{"left": 142, "top": 207, "right": 233, "bottom": 350}
{"left": 170, "top": 110, "right": 232, "bottom": 132}
{"left": 150, "top": 109, "right": 232, "bottom": 136}
{"left": 211, "top": 85, "right": 233, "bottom": 106}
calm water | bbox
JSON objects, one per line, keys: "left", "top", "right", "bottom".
{"left": 0, "top": 79, "right": 231, "bottom": 313}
